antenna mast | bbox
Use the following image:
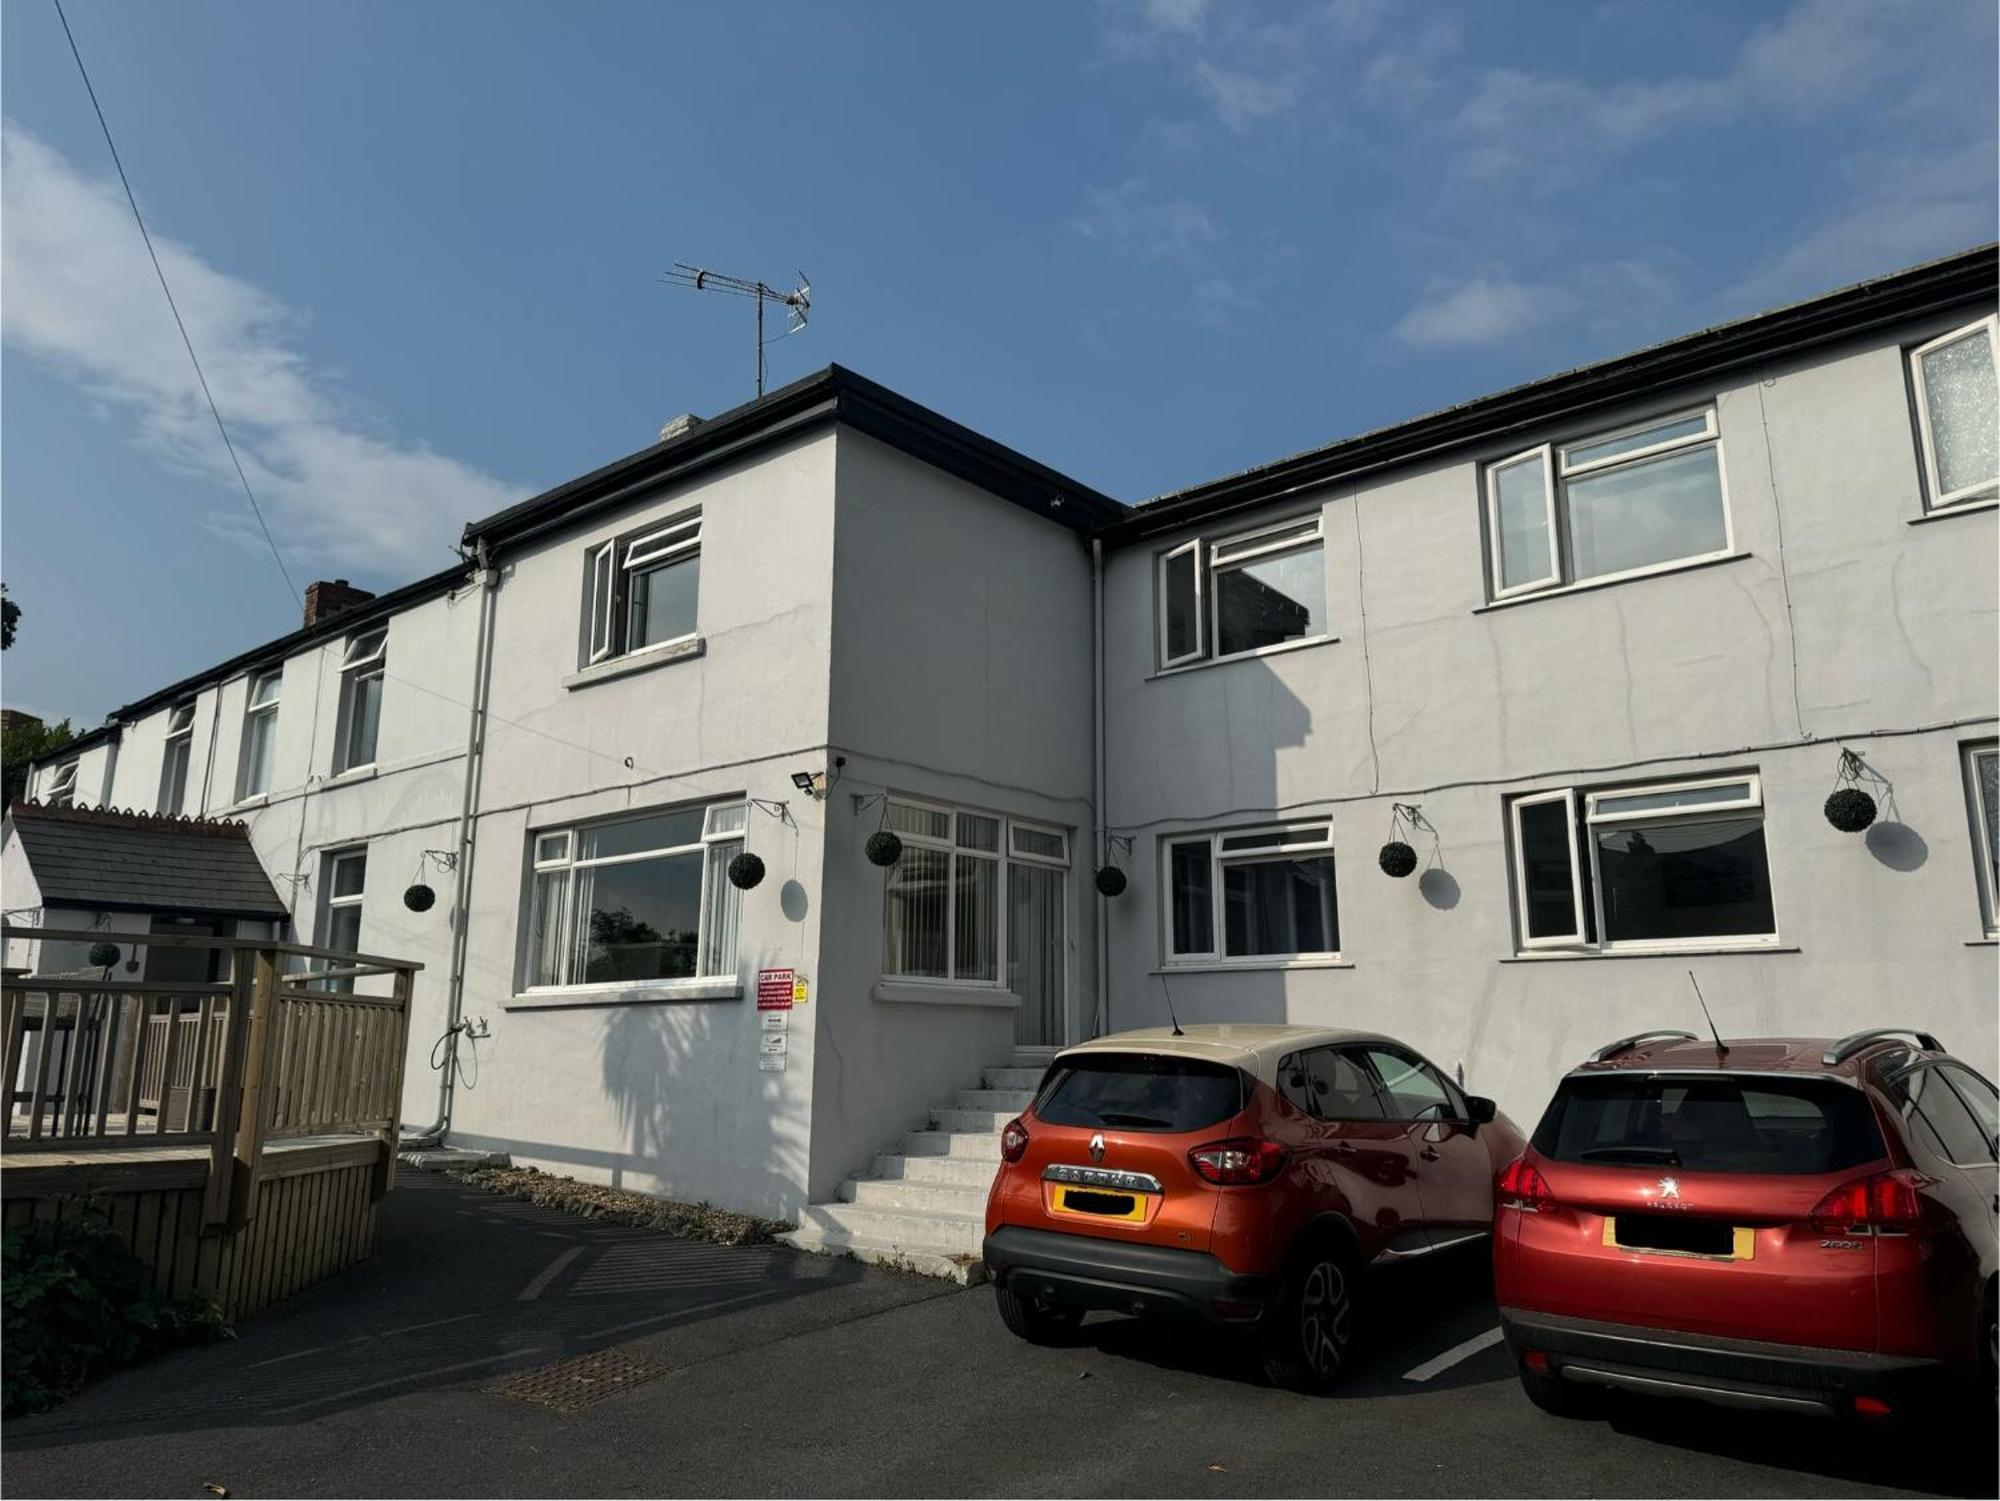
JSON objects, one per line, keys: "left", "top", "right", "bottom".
{"left": 662, "top": 263, "right": 812, "bottom": 398}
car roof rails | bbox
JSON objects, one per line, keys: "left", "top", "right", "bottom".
{"left": 1822, "top": 1028, "right": 1943, "bottom": 1067}
{"left": 1589, "top": 1029, "right": 1698, "bottom": 1063}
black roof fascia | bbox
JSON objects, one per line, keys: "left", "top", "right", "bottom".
{"left": 104, "top": 560, "right": 474, "bottom": 728}
{"left": 460, "top": 363, "right": 1123, "bottom": 556}
{"left": 1101, "top": 245, "right": 1998, "bottom": 547}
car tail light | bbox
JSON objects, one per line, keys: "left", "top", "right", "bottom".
{"left": 1496, "top": 1155, "right": 1556, "bottom": 1212}
{"left": 1188, "top": 1137, "right": 1287, "bottom": 1186}
{"left": 1523, "top": 1349, "right": 1551, "bottom": 1375}
{"left": 1853, "top": 1395, "right": 1893, "bottom": 1419}
{"left": 999, "top": 1117, "right": 1029, "bottom": 1163}
{"left": 1807, "top": 1168, "right": 1931, "bottom": 1235}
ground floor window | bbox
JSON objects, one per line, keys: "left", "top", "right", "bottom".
{"left": 879, "top": 799, "right": 1069, "bottom": 1041}
{"left": 527, "top": 801, "right": 744, "bottom": 988}
{"left": 1508, "top": 774, "right": 1775, "bottom": 953}
{"left": 1164, "top": 820, "right": 1339, "bottom": 964}
{"left": 1963, "top": 741, "right": 1998, "bottom": 936}
{"left": 317, "top": 847, "right": 367, "bottom": 992}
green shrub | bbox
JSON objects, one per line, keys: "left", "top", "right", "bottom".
{"left": 3, "top": 1211, "right": 230, "bottom": 1416}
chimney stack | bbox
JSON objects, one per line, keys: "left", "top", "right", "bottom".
{"left": 303, "top": 579, "right": 375, "bottom": 629}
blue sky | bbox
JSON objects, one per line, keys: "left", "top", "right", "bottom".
{"left": 3, "top": 0, "right": 1994, "bottom": 723}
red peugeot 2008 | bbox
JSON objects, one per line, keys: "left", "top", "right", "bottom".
{"left": 1496, "top": 1027, "right": 1998, "bottom": 1421}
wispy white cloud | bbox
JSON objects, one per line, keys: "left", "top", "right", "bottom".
{"left": 0, "top": 124, "right": 519, "bottom": 581}
{"left": 1138, "top": 0, "right": 1209, "bottom": 38}
{"left": 1191, "top": 61, "right": 1303, "bottom": 134}
{"left": 1071, "top": 178, "right": 1222, "bottom": 267}
{"left": 1395, "top": 277, "right": 1566, "bottom": 350}
{"left": 1395, "top": 259, "right": 1686, "bottom": 350}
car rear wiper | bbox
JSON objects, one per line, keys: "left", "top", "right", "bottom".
{"left": 1095, "top": 1111, "right": 1173, "bottom": 1127}
{"left": 1580, "top": 1146, "right": 1681, "bottom": 1165}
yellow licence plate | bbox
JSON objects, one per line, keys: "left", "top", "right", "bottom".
{"left": 1051, "top": 1185, "right": 1151, "bottom": 1222}
{"left": 1603, "top": 1217, "right": 1756, "bottom": 1261}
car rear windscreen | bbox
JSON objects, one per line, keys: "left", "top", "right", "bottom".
{"left": 1533, "top": 1074, "right": 1885, "bottom": 1175}
{"left": 1036, "top": 1053, "right": 1246, "bottom": 1134}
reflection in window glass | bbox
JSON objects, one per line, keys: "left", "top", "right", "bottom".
{"left": 1493, "top": 454, "right": 1554, "bottom": 590}
{"left": 1213, "top": 547, "right": 1325, "bottom": 657}
{"left": 1594, "top": 815, "right": 1774, "bottom": 943}
{"left": 1565, "top": 445, "right": 1728, "bottom": 581}
{"left": 1222, "top": 855, "right": 1338, "bottom": 957}
{"left": 1170, "top": 840, "right": 1214, "bottom": 955}
{"left": 1517, "top": 800, "right": 1580, "bottom": 941}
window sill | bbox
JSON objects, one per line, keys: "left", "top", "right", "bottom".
{"left": 322, "top": 765, "right": 378, "bottom": 788}
{"left": 872, "top": 980, "right": 1021, "bottom": 1010}
{"left": 1154, "top": 959, "right": 1352, "bottom": 974}
{"left": 1501, "top": 943, "right": 1799, "bottom": 963}
{"left": 505, "top": 976, "right": 743, "bottom": 1010}
{"left": 1908, "top": 496, "right": 1997, "bottom": 525}
{"left": 1967, "top": 937, "right": 1998, "bottom": 947}
{"left": 564, "top": 635, "right": 706, "bottom": 691}
{"left": 1474, "top": 551, "right": 1750, "bottom": 613}
{"left": 223, "top": 793, "right": 270, "bottom": 813}
{"left": 1149, "top": 634, "right": 1336, "bottom": 682}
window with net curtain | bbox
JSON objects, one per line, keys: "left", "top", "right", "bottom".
{"left": 880, "top": 799, "right": 1070, "bottom": 1044}
{"left": 527, "top": 802, "right": 744, "bottom": 988}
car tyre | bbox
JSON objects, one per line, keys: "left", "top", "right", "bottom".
{"left": 994, "top": 1280, "right": 1083, "bottom": 1345}
{"left": 1518, "top": 1361, "right": 1604, "bottom": 1419}
{"left": 1261, "top": 1243, "right": 1358, "bottom": 1392}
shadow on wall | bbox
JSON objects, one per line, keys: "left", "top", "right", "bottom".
{"left": 1863, "top": 820, "right": 1928, "bottom": 872}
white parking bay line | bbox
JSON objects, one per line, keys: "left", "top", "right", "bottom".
{"left": 1402, "top": 1326, "right": 1505, "bottom": 1382}
{"left": 516, "top": 1245, "right": 585, "bottom": 1301}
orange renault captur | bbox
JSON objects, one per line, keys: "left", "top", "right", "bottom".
{"left": 982, "top": 1024, "right": 1526, "bottom": 1389}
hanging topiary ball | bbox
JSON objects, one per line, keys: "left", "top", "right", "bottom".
{"left": 403, "top": 883, "right": 437, "bottom": 912}
{"left": 1824, "top": 787, "right": 1877, "bottom": 833}
{"left": 727, "top": 852, "right": 766, "bottom": 890}
{"left": 87, "top": 941, "right": 122, "bottom": 969}
{"left": 1094, "top": 865, "right": 1128, "bottom": 897}
{"left": 1378, "top": 840, "right": 1419, "bottom": 878}
{"left": 865, "top": 830, "right": 904, "bottom": 867}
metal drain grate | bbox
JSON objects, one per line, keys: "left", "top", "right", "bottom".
{"left": 490, "top": 1348, "right": 672, "bottom": 1413}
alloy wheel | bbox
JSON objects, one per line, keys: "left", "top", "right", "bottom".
{"left": 1297, "top": 1258, "right": 1351, "bottom": 1378}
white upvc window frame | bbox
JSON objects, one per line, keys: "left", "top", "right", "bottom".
{"left": 1484, "top": 443, "right": 1559, "bottom": 598}
{"left": 236, "top": 667, "right": 283, "bottom": 800}
{"left": 44, "top": 760, "right": 79, "bottom": 808}
{"left": 1509, "top": 787, "right": 1585, "bottom": 950}
{"left": 159, "top": 701, "right": 196, "bottom": 814}
{"left": 1163, "top": 818, "right": 1341, "bottom": 967}
{"left": 333, "top": 628, "right": 387, "bottom": 775}
{"left": 316, "top": 845, "right": 367, "bottom": 992}
{"left": 1158, "top": 539, "right": 1206, "bottom": 669}
{"left": 1909, "top": 314, "right": 2000, "bottom": 510}
{"left": 1509, "top": 773, "right": 1774, "bottom": 955}
{"left": 1963, "top": 741, "right": 2000, "bottom": 938}
{"left": 523, "top": 799, "right": 746, "bottom": 994}
{"left": 1481, "top": 405, "right": 1730, "bottom": 601}
{"left": 1155, "top": 512, "right": 1328, "bottom": 671}
{"left": 582, "top": 509, "right": 703, "bottom": 669}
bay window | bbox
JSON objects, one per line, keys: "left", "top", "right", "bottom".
{"left": 583, "top": 511, "right": 701, "bottom": 667}
{"left": 1508, "top": 774, "right": 1776, "bottom": 953}
{"left": 1910, "top": 316, "right": 1998, "bottom": 510}
{"left": 1165, "top": 821, "right": 1340, "bottom": 964}
{"left": 526, "top": 801, "right": 744, "bottom": 989}
{"left": 1485, "top": 407, "right": 1729, "bottom": 599}
{"left": 1158, "top": 513, "right": 1327, "bottom": 670}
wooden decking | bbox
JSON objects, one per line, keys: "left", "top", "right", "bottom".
{"left": 3, "top": 928, "right": 420, "bottom": 1318}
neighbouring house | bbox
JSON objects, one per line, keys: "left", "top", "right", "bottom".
{"left": 18, "top": 247, "right": 1997, "bottom": 1273}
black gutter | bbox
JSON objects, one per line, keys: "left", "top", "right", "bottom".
{"left": 461, "top": 363, "right": 1123, "bottom": 555}
{"left": 1101, "top": 244, "right": 1998, "bottom": 546}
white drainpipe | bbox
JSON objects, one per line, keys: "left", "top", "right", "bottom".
{"left": 1091, "top": 535, "right": 1108, "bottom": 1040}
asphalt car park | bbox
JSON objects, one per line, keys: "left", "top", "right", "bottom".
{"left": 6, "top": 1169, "right": 1993, "bottom": 1499}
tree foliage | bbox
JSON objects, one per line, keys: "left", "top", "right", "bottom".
{"left": 2, "top": 716, "right": 74, "bottom": 805}
{"left": 1, "top": 584, "right": 17, "bottom": 650}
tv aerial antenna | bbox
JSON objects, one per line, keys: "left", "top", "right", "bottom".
{"left": 662, "top": 263, "right": 811, "bottom": 398}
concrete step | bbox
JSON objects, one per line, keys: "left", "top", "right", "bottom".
{"left": 982, "top": 1066, "right": 1046, "bottom": 1091}
{"left": 951, "top": 1088, "right": 1034, "bottom": 1113}
{"left": 902, "top": 1129, "right": 1002, "bottom": 1160}
{"left": 841, "top": 1178, "right": 989, "bottom": 1216}
{"left": 776, "top": 1223, "right": 987, "bottom": 1285}
{"left": 795, "top": 1202, "right": 984, "bottom": 1256}
{"left": 930, "top": 1108, "right": 1016, "bottom": 1134}
{"left": 870, "top": 1152, "right": 999, "bottom": 1188}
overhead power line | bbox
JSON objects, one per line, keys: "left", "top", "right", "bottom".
{"left": 52, "top": 0, "right": 301, "bottom": 605}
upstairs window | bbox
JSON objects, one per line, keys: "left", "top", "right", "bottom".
{"left": 1159, "top": 513, "right": 1326, "bottom": 670}
{"left": 583, "top": 511, "right": 701, "bottom": 666}
{"left": 527, "top": 801, "right": 743, "bottom": 989}
{"left": 1485, "top": 407, "right": 1728, "bottom": 599}
{"left": 1964, "top": 741, "right": 1998, "bottom": 937}
{"left": 1164, "top": 820, "right": 1339, "bottom": 965}
{"left": 1508, "top": 774, "right": 1775, "bottom": 953}
{"left": 1910, "top": 316, "right": 1998, "bottom": 510}
{"left": 236, "top": 668, "right": 282, "bottom": 800}
{"left": 316, "top": 847, "right": 366, "bottom": 993}
{"left": 333, "top": 629, "right": 386, "bottom": 774}
{"left": 44, "top": 760, "right": 79, "bottom": 808}
{"left": 159, "top": 702, "right": 196, "bottom": 815}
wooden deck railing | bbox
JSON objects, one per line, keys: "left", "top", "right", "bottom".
{"left": 3, "top": 928, "right": 418, "bottom": 1228}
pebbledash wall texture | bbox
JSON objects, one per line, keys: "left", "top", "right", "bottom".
{"left": 13, "top": 248, "right": 1998, "bottom": 1219}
